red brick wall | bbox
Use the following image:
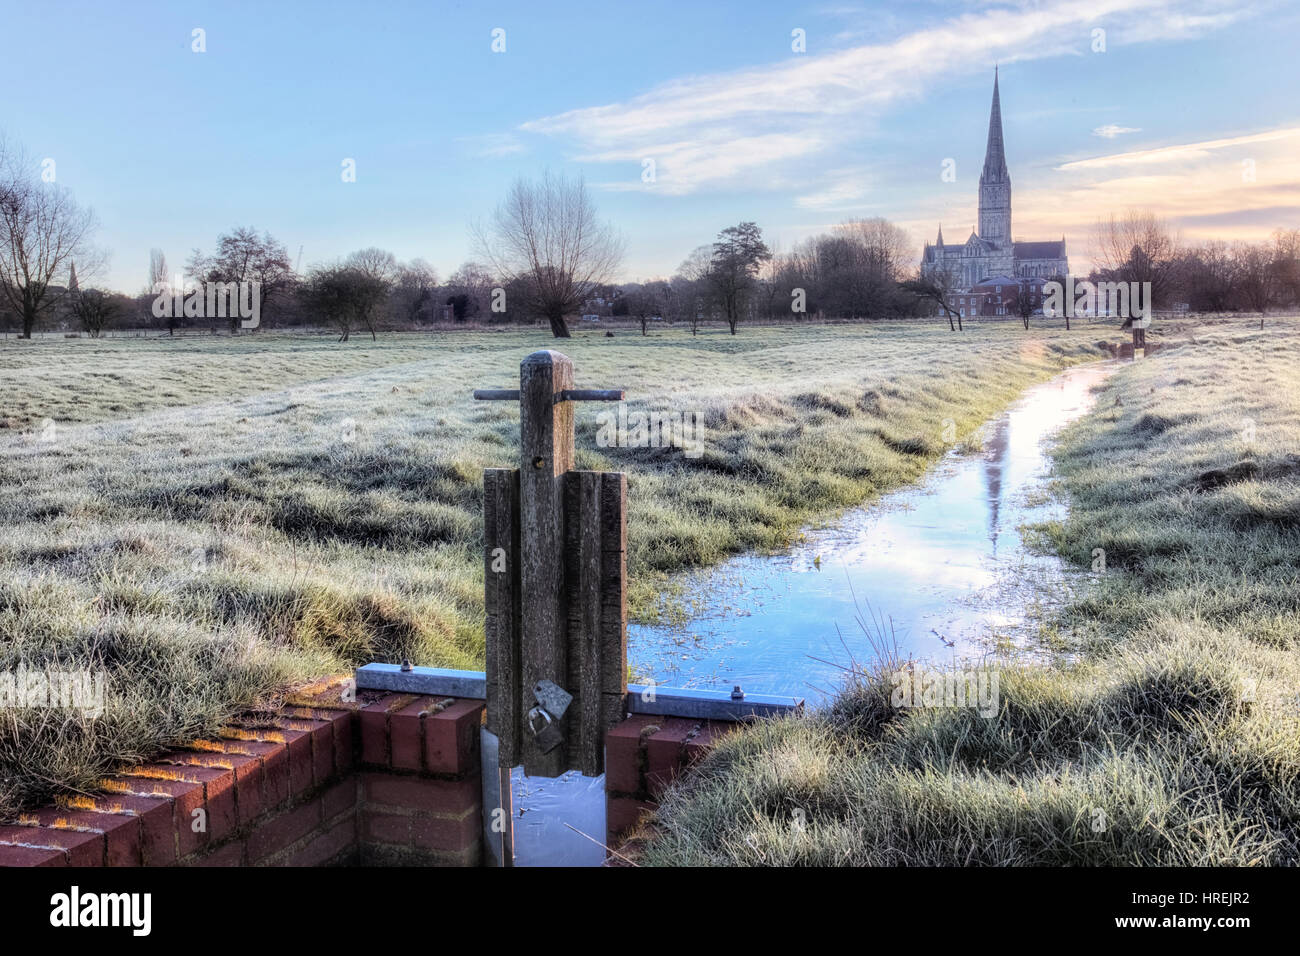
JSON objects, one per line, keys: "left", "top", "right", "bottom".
{"left": 0, "top": 679, "right": 485, "bottom": 868}
{"left": 604, "top": 715, "right": 734, "bottom": 853}
{"left": 357, "top": 694, "right": 484, "bottom": 865}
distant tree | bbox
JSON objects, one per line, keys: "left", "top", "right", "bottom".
{"left": 446, "top": 262, "right": 495, "bottom": 322}
{"left": 147, "top": 248, "right": 180, "bottom": 334}
{"left": 300, "top": 262, "right": 386, "bottom": 342}
{"left": 187, "top": 227, "right": 294, "bottom": 333}
{"left": 392, "top": 259, "right": 439, "bottom": 325}
{"left": 1174, "top": 241, "right": 1236, "bottom": 313}
{"left": 341, "top": 248, "right": 395, "bottom": 340}
{"left": 299, "top": 264, "right": 355, "bottom": 342}
{"left": 1011, "top": 280, "right": 1035, "bottom": 329}
{"left": 1093, "top": 209, "right": 1179, "bottom": 308}
{"left": 1232, "top": 241, "right": 1275, "bottom": 329}
{"left": 708, "top": 222, "right": 771, "bottom": 335}
{"left": 69, "top": 287, "right": 119, "bottom": 338}
{"left": 755, "top": 254, "right": 782, "bottom": 320}
{"left": 0, "top": 137, "right": 99, "bottom": 338}
{"left": 623, "top": 280, "right": 667, "bottom": 336}
{"left": 1271, "top": 228, "right": 1300, "bottom": 308}
{"left": 474, "top": 171, "right": 625, "bottom": 337}
{"left": 674, "top": 245, "right": 714, "bottom": 335}
{"left": 902, "top": 270, "right": 962, "bottom": 331}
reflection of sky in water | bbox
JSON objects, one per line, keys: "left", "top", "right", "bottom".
{"left": 513, "top": 362, "right": 1115, "bottom": 865}
{"left": 630, "top": 363, "right": 1116, "bottom": 703}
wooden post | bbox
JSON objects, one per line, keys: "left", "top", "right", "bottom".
{"left": 519, "top": 351, "right": 574, "bottom": 777}
{"left": 483, "top": 468, "right": 521, "bottom": 765}
{"left": 564, "top": 471, "right": 628, "bottom": 775}
{"left": 477, "top": 352, "right": 628, "bottom": 779}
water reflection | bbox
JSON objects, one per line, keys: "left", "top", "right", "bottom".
{"left": 629, "top": 362, "right": 1116, "bottom": 703}
{"left": 510, "top": 361, "right": 1116, "bottom": 866}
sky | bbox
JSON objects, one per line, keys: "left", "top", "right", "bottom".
{"left": 1, "top": 0, "right": 1297, "bottom": 293}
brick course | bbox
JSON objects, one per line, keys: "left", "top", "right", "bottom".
{"left": 0, "top": 678, "right": 486, "bottom": 868}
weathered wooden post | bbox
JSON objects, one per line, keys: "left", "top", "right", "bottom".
{"left": 1130, "top": 316, "right": 1148, "bottom": 359}
{"left": 476, "top": 351, "right": 628, "bottom": 779}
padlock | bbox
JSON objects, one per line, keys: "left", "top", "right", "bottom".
{"left": 527, "top": 706, "right": 565, "bottom": 754}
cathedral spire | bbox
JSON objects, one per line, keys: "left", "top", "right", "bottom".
{"left": 982, "top": 66, "right": 1009, "bottom": 183}
{"left": 937, "top": 224, "right": 944, "bottom": 246}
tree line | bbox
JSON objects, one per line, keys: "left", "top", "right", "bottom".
{"left": 3, "top": 132, "right": 1298, "bottom": 341}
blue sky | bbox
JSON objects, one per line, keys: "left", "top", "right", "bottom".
{"left": 2, "top": 0, "right": 1297, "bottom": 292}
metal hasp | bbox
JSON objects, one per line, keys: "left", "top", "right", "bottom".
{"left": 355, "top": 663, "right": 487, "bottom": 699}
{"left": 476, "top": 350, "right": 629, "bottom": 778}
{"left": 628, "top": 684, "right": 805, "bottom": 721}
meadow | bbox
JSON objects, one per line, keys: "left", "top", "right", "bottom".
{"left": 642, "top": 319, "right": 1300, "bottom": 866}
{"left": 0, "top": 321, "right": 1105, "bottom": 817}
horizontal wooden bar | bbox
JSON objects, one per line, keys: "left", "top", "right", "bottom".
{"left": 473, "top": 389, "right": 521, "bottom": 401}
{"left": 555, "top": 389, "right": 625, "bottom": 403}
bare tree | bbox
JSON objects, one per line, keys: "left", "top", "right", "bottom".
{"left": 298, "top": 261, "right": 388, "bottom": 343}
{"left": 674, "top": 245, "right": 714, "bottom": 335}
{"left": 0, "top": 138, "right": 99, "bottom": 338}
{"left": 299, "top": 264, "right": 357, "bottom": 342}
{"left": 1271, "top": 228, "right": 1300, "bottom": 309}
{"left": 392, "top": 258, "right": 438, "bottom": 325}
{"left": 473, "top": 171, "right": 625, "bottom": 338}
{"left": 342, "top": 248, "right": 396, "bottom": 340}
{"left": 187, "top": 227, "right": 294, "bottom": 333}
{"left": 147, "top": 248, "right": 179, "bottom": 334}
{"left": 149, "top": 248, "right": 168, "bottom": 290}
{"left": 1011, "top": 280, "right": 1034, "bottom": 329}
{"left": 445, "top": 261, "right": 495, "bottom": 322}
{"left": 1093, "top": 209, "right": 1179, "bottom": 308}
{"left": 902, "top": 269, "right": 963, "bottom": 331}
{"left": 1174, "top": 241, "right": 1236, "bottom": 313}
{"left": 1232, "top": 241, "right": 1275, "bottom": 329}
{"left": 708, "top": 222, "right": 771, "bottom": 335}
{"left": 69, "top": 288, "right": 120, "bottom": 338}
{"left": 623, "top": 280, "right": 667, "bottom": 336}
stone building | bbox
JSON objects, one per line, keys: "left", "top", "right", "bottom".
{"left": 921, "top": 69, "right": 1069, "bottom": 291}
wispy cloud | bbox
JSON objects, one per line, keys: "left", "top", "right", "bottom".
{"left": 796, "top": 167, "right": 877, "bottom": 210}
{"left": 1092, "top": 124, "right": 1142, "bottom": 138}
{"left": 520, "top": 0, "right": 1250, "bottom": 195}
{"left": 458, "top": 133, "right": 527, "bottom": 158}
{"left": 1058, "top": 127, "right": 1300, "bottom": 169}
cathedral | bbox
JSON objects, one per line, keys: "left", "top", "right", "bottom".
{"left": 921, "top": 69, "right": 1069, "bottom": 291}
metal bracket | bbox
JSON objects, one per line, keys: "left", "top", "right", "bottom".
{"left": 355, "top": 663, "right": 487, "bottom": 699}
{"left": 627, "top": 684, "right": 804, "bottom": 721}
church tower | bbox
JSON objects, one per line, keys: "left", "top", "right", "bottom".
{"left": 978, "top": 68, "right": 1011, "bottom": 249}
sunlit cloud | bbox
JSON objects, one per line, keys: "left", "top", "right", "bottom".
{"left": 1021, "top": 127, "right": 1300, "bottom": 264}
{"left": 1058, "top": 127, "right": 1300, "bottom": 170}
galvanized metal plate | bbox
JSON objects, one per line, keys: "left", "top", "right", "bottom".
{"left": 627, "top": 684, "right": 803, "bottom": 721}
{"left": 355, "top": 663, "right": 487, "bottom": 699}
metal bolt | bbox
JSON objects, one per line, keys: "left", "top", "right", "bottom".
{"left": 731, "top": 685, "right": 745, "bottom": 701}
{"left": 532, "top": 456, "right": 545, "bottom": 469}
{"left": 400, "top": 659, "right": 413, "bottom": 672}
